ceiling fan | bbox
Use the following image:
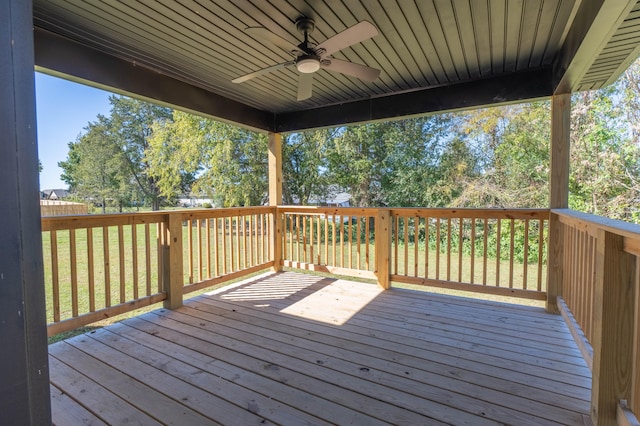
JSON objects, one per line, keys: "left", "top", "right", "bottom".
{"left": 232, "top": 17, "right": 381, "bottom": 101}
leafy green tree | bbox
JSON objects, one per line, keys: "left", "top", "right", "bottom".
{"left": 59, "top": 117, "right": 130, "bottom": 213}
{"left": 570, "top": 87, "right": 639, "bottom": 220}
{"left": 326, "top": 123, "right": 392, "bottom": 207}
{"left": 282, "top": 130, "right": 332, "bottom": 205}
{"left": 107, "top": 96, "right": 172, "bottom": 210}
{"left": 148, "top": 111, "right": 267, "bottom": 207}
{"left": 453, "top": 102, "right": 550, "bottom": 208}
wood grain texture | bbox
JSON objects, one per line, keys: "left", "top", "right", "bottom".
{"left": 591, "top": 230, "right": 636, "bottom": 425}
{"left": 49, "top": 271, "right": 591, "bottom": 425}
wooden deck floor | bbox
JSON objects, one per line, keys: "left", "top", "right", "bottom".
{"left": 49, "top": 271, "right": 591, "bottom": 425}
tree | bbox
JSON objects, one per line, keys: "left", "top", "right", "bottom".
{"left": 282, "top": 130, "right": 332, "bottom": 205}
{"left": 147, "top": 111, "right": 268, "bottom": 207}
{"left": 107, "top": 96, "right": 172, "bottom": 210}
{"left": 452, "top": 102, "right": 550, "bottom": 208}
{"left": 59, "top": 117, "right": 130, "bottom": 213}
{"left": 326, "top": 123, "right": 392, "bottom": 207}
{"left": 570, "top": 87, "right": 640, "bottom": 220}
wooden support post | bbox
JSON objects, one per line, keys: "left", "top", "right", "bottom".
{"left": 268, "top": 132, "right": 283, "bottom": 271}
{"left": 375, "top": 209, "right": 391, "bottom": 290}
{"left": 547, "top": 93, "right": 571, "bottom": 313}
{"left": 0, "top": 0, "right": 52, "bottom": 423}
{"left": 268, "top": 132, "right": 282, "bottom": 206}
{"left": 591, "top": 230, "right": 636, "bottom": 425}
{"left": 163, "top": 214, "right": 184, "bottom": 309}
{"left": 271, "top": 208, "right": 283, "bottom": 272}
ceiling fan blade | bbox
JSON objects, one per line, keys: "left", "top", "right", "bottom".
{"left": 232, "top": 61, "right": 294, "bottom": 83}
{"left": 321, "top": 58, "right": 380, "bottom": 81}
{"left": 316, "top": 21, "right": 378, "bottom": 56}
{"left": 245, "top": 27, "right": 305, "bottom": 55}
{"left": 297, "top": 73, "right": 313, "bottom": 101}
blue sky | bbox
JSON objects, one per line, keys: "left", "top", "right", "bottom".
{"left": 35, "top": 73, "right": 113, "bottom": 190}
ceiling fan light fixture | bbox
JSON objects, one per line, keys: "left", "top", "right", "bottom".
{"left": 296, "top": 55, "right": 321, "bottom": 73}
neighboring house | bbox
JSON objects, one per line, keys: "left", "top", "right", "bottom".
{"left": 308, "top": 189, "right": 351, "bottom": 207}
{"left": 41, "top": 189, "right": 70, "bottom": 200}
{"left": 177, "top": 194, "right": 215, "bottom": 208}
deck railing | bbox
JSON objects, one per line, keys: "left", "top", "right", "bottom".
{"left": 42, "top": 207, "right": 275, "bottom": 335}
{"left": 389, "top": 208, "right": 548, "bottom": 300}
{"left": 44, "top": 206, "right": 551, "bottom": 335}
{"left": 552, "top": 209, "right": 640, "bottom": 423}
{"left": 278, "top": 206, "right": 379, "bottom": 280}
{"left": 278, "top": 207, "right": 549, "bottom": 299}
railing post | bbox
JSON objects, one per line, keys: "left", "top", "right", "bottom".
{"left": 163, "top": 213, "right": 184, "bottom": 309}
{"left": 271, "top": 207, "right": 283, "bottom": 272}
{"left": 375, "top": 209, "right": 391, "bottom": 290}
{"left": 546, "top": 211, "right": 563, "bottom": 313}
{"left": 591, "top": 230, "right": 636, "bottom": 425}
{"left": 547, "top": 93, "right": 571, "bottom": 313}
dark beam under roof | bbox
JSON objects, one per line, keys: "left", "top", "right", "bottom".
{"left": 34, "top": 28, "right": 275, "bottom": 132}
{"left": 275, "top": 69, "right": 553, "bottom": 132}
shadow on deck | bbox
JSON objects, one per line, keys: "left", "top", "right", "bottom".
{"left": 49, "top": 271, "right": 591, "bottom": 425}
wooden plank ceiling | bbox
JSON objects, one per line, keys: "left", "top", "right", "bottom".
{"left": 32, "top": 0, "right": 640, "bottom": 132}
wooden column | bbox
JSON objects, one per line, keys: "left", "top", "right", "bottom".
{"left": 591, "top": 230, "right": 635, "bottom": 425}
{"left": 375, "top": 209, "right": 391, "bottom": 290}
{"left": 163, "top": 213, "right": 184, "bottom": 309}
{"left": 0, "top": 0, "right": 51, "bottom": 423}
{"left": 268, "top": 132, "right": 282, "bottom": 206}
{"left": 268, "top": 132, "right": 283, "bottom": 271}
{"left": 547, "top": 93, "right": 571, "bottom": 313}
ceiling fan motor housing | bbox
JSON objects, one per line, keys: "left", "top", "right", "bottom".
{"left": 296, "top": 54, "right": 321, "bottom": 73}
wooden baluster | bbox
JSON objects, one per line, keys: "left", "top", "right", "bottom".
{"left": 436, "top": 218, "right": 441, "bottom": 280}
{"left": 523, "top": 219, "right": 529, "bottom": 290}
{"left": 118, "top": 225, "right": 125, "bottom": 304}
{"left": 198, "top": 219, "right": 203, "bottom": 281}
{"left": 458, "top": 217, "right": 463, "bottom": 282}
{"left": 51, "top": 230, "right": 60, "bottom": 322}
{"left": 105, "top": 226, "right": 111, "bottom": 306}
{"left": 87, "top": 228, "right": 95, "bottom": 312}
{"left": 402, "top": 217, "right": 409, "bottom": 277}
{"left": 425, "top": 217, "right": 430, "bottom": 279}
{"left": 483, "top": 218, "right": 488, "bottom": 285}
{"left": 537, "top": 219, "right": 544, "bottom": 292}
{"left": 145, "top": 223, "right": 151, "bottom": 296}
{"left": 509, "top": 218, "right": 515, "bottom": 289}
{"left": 470, "top": 218, "right": 475, "bottom": 284}
{"left": 365, "top": 216, "right": 370, "bottom": 270}
{"left": 447, "top": 217, "right": 452, "bottom": 281}
{"left": 495, "top": 219, "right": 501, "bottom": 287}
{"left": 206, "top": 219, "right": 211, "bottom": 278}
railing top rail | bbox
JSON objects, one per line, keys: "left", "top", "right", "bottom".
{"left": 389, "top": 207, "right": 549, "bottom": 219}
{"left": 277, "top": 205, "right": 379, "bottom": 216}
{"left": 179, "top": 206, "right": 275, "bottom": 220}
{"left": 41, "top": 207, "right": 279, "bottom": 231}
{"left": 553, "top": 208, "right": 640, "bottom": 242}
{"left": 41, "top": 212, "right": 169, "bottom": 231}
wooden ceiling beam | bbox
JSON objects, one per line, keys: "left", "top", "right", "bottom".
{"left": 33, "top": 28, "right": 275, "bottom": 132}
{"left": 553, "top": 0, "right": 638, "bottom": 94}
{"left": 274, "top": 69, "right": 553, "bottom": 132}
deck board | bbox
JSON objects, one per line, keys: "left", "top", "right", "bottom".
{"left": 50, "top": 271, "right": 591, "bottom": 425}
